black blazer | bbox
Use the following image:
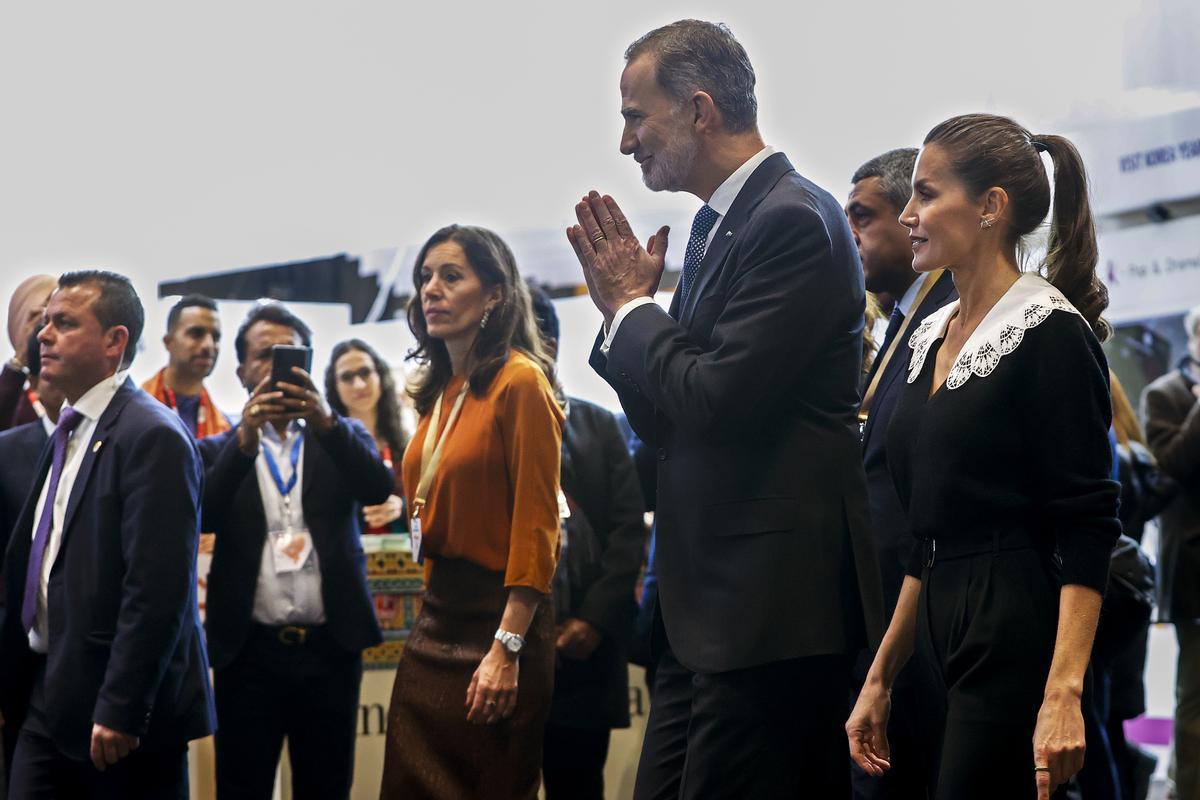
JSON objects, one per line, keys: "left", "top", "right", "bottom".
{"left": 549, "top": 397, "right": 646, "bottom": 729}
{"left": 0, "top": 420, "right": 49, "bottom": 573}
{"left": 0, "top": 379, "right": 216, "bottom": 760}
{"left": 198, "top": 416, "right": 391, "bottom": 667}
{"left": 0, "top": 418, "right": 48, "bottom": 764}
{"left": 861, "top": 271, "right": 957, "bottom": 618}
{"left": 591, "top": 152, "right": 884, "bottom": 673}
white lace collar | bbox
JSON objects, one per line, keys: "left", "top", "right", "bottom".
{"left": 906, "top": 272, "right": 1081, "bottom": 390}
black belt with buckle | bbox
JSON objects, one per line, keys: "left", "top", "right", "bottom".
{"left": 251, "top": 623, "right": 320, "bottom": 646}
{"left": 921, "top": 527, "right": 1049, "bottom": 569}
{"left": 277, "top": 625, "right": 310, "bottom": 645}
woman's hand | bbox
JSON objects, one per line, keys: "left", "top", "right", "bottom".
{"left": 465, "top": 642, "right": 519, "bottom": 725}
{"left": 1032, "top": 692, "right": 1086, "bottom": 799}
{"left": 846, "top": 681, "right": 892, "bottom": 777}
{"left": 363, "top": 494, "right": 403, "bottom": 529}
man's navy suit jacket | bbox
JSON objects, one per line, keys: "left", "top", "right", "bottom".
{"left": 197, "top": 416, "right": 390, "bottom": 669}
{"left": 0, "top": 378, "right": 216, "bottom": 760}
{"left": 591, "top": 152, "right": 885, "bottom": 674}
{"left": 861, "top": 271, "right": 958, "bottom": 618}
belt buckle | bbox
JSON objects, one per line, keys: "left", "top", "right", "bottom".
{"left": 925, "top": 539, "right": 937, "bottom": 569}
{"left": 278, "top": 625, "right": 308, "bottom": 645}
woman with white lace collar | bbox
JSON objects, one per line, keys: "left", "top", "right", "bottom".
{"left": 846, "top": 114, "right": 1121, "bottom": 800}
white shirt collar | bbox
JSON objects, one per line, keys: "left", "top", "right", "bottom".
{"left": 905, "top": 272, "right": 1081, "bottom": 391}
{"left": 260, "top": 418, "right": 305, "bottom": 446}
{"left": 705, "top": 146, "right": 776, "bottom": 217}
{"left": 896, "top": 272, "right": 931, "bottom": 319}
{"left": 61, "top": 370, "right": 128, "bottom": 424}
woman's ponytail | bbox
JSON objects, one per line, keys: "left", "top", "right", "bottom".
{"left": 1035, "top": 134, "right": 1110, "bottom": 340}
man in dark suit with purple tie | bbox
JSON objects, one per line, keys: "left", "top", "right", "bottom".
{"left": 567, "top": 20, "right": 884, "bottom": 798}
{"left": 0, "top": 271, "right": 214, "bottom": 799}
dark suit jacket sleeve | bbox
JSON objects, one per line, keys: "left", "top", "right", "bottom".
{"left": 590, "top": 329, "right": 659, "bottom": 447}
{"left": 311, "top": 416, "right": 394, "bottom": 506}
{"left": 198, "top": 429, "right": 257, "bottom": 532}
{"left": 1143, "top": 378, "right": 1200, "bottom": 483}
{"left": 576, "top": 409, "right": 646, "bottom": 643}
{"left": 94, "top": 424, "right": 202, "bottom": 736}
{"left": 604, "top": 203, "right": 853, "bottom": 442}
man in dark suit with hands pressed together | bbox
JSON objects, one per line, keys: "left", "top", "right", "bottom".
{"left": 567, "top": 19, "right": 884, "bottom": 799}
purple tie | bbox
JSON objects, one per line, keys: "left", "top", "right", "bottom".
{"left": 22, "top": 406, "right": 84, "bottom": 633}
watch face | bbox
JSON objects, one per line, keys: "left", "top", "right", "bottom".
{"left": 505, "top": 637, "right": 521, "bottom": 653}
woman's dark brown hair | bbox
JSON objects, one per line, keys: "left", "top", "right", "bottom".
{"left": 405, "top": 224, "right": 558, "bottom": 415}
{"left": 325, "top": 338, "right": 408, "bottom": 458}
{"left": 924, "top": 113, "right": 1110, "bottom": 339}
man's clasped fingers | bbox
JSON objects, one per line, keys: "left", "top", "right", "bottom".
{"left": 586, "top": 190, "right": 622, "bottom": 242}
{"left": 603, "top": 194, "right": 635, "bottom": 238}
{"left": 575, "top": 198, "right": 609, "bottom": 251}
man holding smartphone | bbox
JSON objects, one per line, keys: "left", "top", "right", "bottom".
{"left": 197, "top": 301, "right": 393, "bottom": 799}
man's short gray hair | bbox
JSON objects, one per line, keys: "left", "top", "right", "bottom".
{"left": 1185, "top": 304, "right": 1200, "bottom": 340}
{"left": 851, "top": 148, "right": 919, "bottom": 214}
{"left": 625, "top": 20, "right": 758, "bottom": 134}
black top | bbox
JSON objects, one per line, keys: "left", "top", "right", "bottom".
{"left": 887, "top": 308, "right": 1121, "bottom": 592}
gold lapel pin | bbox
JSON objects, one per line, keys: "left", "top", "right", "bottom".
{"left": 93, "top": 440, "right": 103, "bottom": 454}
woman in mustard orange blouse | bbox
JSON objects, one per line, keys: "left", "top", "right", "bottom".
{"left": 380, "top": 225, "right": 564, "bottom": 799}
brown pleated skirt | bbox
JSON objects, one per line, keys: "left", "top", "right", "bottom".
{"left": 379, "top": 557, "right": 554, "bottom": 799}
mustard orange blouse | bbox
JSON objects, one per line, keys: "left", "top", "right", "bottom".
{"left": 402, "top": 350, "right": 564, "bottom": 593}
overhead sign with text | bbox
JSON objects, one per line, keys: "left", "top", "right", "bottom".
{"left": 1101, "top": 213, "right": 1200, "bottom": 323}
{"left": 1071, "top": 106, "right": 1200, "bottom": 217}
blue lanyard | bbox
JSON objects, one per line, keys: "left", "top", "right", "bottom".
{"left": 261, "top": 432, "right": 303, "bottom": 498}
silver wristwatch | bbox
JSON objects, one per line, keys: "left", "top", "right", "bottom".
{"left": 494, "top": 628, "right": 525, "bottom": 657}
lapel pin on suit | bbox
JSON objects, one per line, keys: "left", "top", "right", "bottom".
{"left": 725, "top": 230, "right": 733, "bottom": 237}
{"left": 93, "top": 441, "right": 103, "bottom": 454}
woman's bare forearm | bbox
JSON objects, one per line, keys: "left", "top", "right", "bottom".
{"left": 1043, "top": 584, "right": 1103, "bottom": 701}
{"left": 863, "top": 575, "right": 921, "bottom": 690}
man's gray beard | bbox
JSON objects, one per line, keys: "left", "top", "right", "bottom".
{"left": 642, "top": 130, "right": 699, "bottom": 192}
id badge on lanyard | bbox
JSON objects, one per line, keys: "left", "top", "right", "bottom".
{"left": 409, "top": 510, "right": 424, "bottom": 565}
{"left": 410, "top": 381, "right": 469, "bottom": 564}
{"left": 263, "top": 433, "right": 313, "bottom": 573}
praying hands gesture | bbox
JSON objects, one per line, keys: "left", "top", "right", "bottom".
{"left": 566, "top": 191, "right": 670, "bottom": 325}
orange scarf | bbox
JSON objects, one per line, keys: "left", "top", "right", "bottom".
{"left": 142, "top": 369, "right": 231, "bottom": 439}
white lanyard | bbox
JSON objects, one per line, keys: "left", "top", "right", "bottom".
{"left": 411, "top": 380, "right": 470, "bottom": 520}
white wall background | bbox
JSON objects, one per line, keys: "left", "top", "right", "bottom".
{"left": 3, "top": 0, "right": 1193, "bottom": 410}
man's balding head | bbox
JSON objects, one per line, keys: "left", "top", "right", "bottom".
{"left": 8, "top": 274, "right": 57, "bottom": 353}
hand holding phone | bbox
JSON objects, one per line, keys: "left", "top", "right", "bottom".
{"left": 270, "top": 345, "right": 313, "bottom": 388}
{"left": 269, "top": 345, "right": 334, "bottom": 433}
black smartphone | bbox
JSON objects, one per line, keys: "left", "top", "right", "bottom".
{"left": 270, "top": 345, "right": 313, "bottom": 388}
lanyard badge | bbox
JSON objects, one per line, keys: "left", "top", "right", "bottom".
{"left": 410, "top": 382, "right": 469, "bottom": 564}
{"left": 262, "top": 433, "right": 312, "bottom": 573}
